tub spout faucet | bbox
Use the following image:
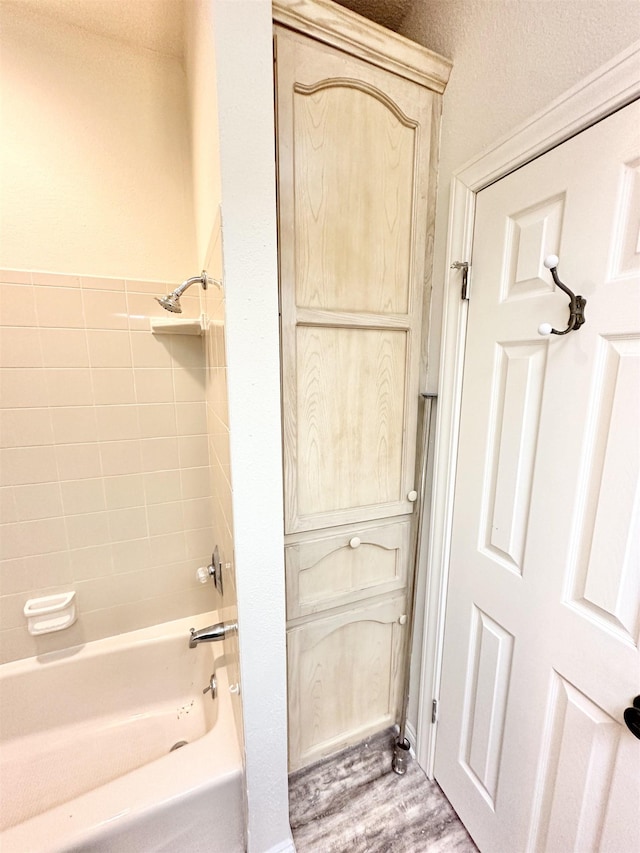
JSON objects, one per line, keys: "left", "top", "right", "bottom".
{"left": 189, "top": 621, "right": 237, "bottom": 648}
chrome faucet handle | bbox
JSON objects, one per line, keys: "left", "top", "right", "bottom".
{"left": 202, "top": 672, "right": 217, "bottom": 700}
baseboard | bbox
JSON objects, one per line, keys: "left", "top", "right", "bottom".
{"left": 404, "top": 721, "right": 418, "bottom": 758}
{"left": 261, "top": 837, "right": 296, "bottom": 853}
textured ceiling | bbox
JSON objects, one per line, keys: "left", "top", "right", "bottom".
{"left": 5, "top": 0, "right": 411, "bottom": 57}
{"left": 333, "top": 0, "right": 414, "bottom": 31}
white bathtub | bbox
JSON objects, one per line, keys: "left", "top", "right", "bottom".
{"left": 0, "top": 613, "right": 244, "bottom": 853}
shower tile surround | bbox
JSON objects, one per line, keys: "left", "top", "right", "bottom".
{"left": 0, "top": 268, "right": 220, "bottom": 663}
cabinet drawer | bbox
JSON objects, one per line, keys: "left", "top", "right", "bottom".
{"left": 287, "top": 595, "right": 406, "bottom": 771}
{"left": 285, "top": 519, "right": 410, "bottom": 619}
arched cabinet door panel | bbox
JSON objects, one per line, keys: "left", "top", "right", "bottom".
{"left": 276, "top": 26, "right": 434, "bottom": 534}
{"left": 285, "top": 519, "right": 410, "bottom": 619}
{"left": 287, "top": 596, "right": 406, "bottom": 771}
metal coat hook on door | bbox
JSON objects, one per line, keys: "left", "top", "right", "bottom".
{"left": 538, "top": 255, "right": 587, "bottom": 336}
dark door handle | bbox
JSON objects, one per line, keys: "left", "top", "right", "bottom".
{"left": 623, "top": 695, "right": 640, "bottom": 740}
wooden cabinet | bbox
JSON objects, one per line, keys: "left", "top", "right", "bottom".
{"left": 274, "top": 0, "right": 451, "bottom": 771}
{"left": 285, "top": 519, "right": 410, "bottom": 619}
{"left": 287, "top": 596, "right": 406, "bottom": 770}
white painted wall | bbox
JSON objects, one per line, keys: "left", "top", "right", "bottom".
{"left": 0, "top": 1, "right": 195, "bottom": 281}
{"left": 184, "top": 0, "right": 223, "bottom": 268}
{"left": 212, "top": 3, "right": 293, "bottom": 852}
{"left": 400, "top": 0, "right": 640, "bottom": 732}
{"left": 399, "top": 0, "right": 640, "bottom": 392}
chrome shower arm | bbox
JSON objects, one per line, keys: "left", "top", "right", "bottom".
{"left": 155, "top": 270, "right": 222, "bottom": 314}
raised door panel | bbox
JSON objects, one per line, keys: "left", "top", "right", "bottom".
{"left": 287, "top": 596, "right": 405, "bottom": 770}
{"left": 276, "top": 26, "right": 433, "bottom": 532}
{"left": 293, "top": 82, "right": 414, "bottom": 314}
{"left": 285, "top": 519, "right": 410, "bottom": 618}
{"left": 295, "top": 325, "right": 408, "bottom": 521}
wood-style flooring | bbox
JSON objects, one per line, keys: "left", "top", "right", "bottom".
{"left": 289, "top": 729, "right": 478, "bottom": 852}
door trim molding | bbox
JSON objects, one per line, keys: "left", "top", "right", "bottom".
{"left": 416, "top": 39, "right": 640, "bottom": 776}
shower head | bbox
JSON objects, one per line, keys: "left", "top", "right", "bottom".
{"left": 155, "top": 270, "right": 221, "bottom": 315}
{"left": 155, "top": 293, "right": 183, "bottom": 313}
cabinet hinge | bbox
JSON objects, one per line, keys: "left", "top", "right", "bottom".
{"left": 451, "top": 261, "right": 470, "bottom": 300}
{"left": 432, "top": 699, "right": 438, "bottom": 724}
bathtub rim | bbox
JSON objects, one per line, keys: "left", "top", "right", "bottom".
{"left": 0, "top": 612, "right": 244, "bottom": 853}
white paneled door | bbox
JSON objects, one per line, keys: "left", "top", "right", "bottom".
{"left": 435, "top": 101, "right": 640, "bottom": 852}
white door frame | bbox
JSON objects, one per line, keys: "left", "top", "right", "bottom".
{"left": 416, "top": 40, "right": 640, "bottom": 777}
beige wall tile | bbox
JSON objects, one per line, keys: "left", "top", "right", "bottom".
{"left": 133, "top": 368, "right": 174, "bottom": 403}
{"left": 0, "top": 592, "right": 31, "bottom": 630}
{"left": 111, "top": 538, "right": 151, "bottom": 574}
{"left": 0, "top": 283, "right": 38, "bottom": 327}
{"left": 12, "top": 482, "right": 64, "bottom": 521}
{"left": 99, "top": 439, "right": 142, "bottom": 476}
{"left": 126, "top": 292, "right": 169, "bottom": 331}
{"left": 75, "top": 575, "right": 117, "bottom": 611}
{"left": 141, "top": 437, "right": 179, "bottom": 472}
{"left": 65, "top": 511, "right": 110, "bottom": 549}
{"left": 69, "top": 544, "right": 113, "bottom": 581}
{"left": 0, "top": 328, "right": 43, "bottom": 367}
{"left": 178, "top": 435, "right": 209, "bottom": 468}
{"left": 103, "top": 473, "right": 144, "bottom": 509}
{"left": 92, "top": 368, "right": 136, "bottom": 405}
{"left": 183, "top": 497, "right": 213, "bottom": 530}
{"left": 169, "top": 335, "right": 205, "bottom": 368}
{"left": 126, "top": 279, "right": 172, "bottom": 295}
{"left": 0, "top": 486, "right": 17, "bottom": 523}
{"left": 0, "top": 269, "right": 218, "bottom": 662}
{"left": 176, "top": 402, "right": 208, "bottom": 436}
{"left": 0, "top": 271, "right": 31, "bottom": 285}
{"left": 147, "top": 500, "right": 184, "bottom": 536}
{"left": 138, "top": 403, "right": 177, "bottom": 439}
{"left": 130, "top": 331, "right": 172, "bottom": 367}
{"left": 173, "top": 367, "right": 206, "bottom": 402}
{"left": 0, "top": 628, "right": 37, "bottom": 665}
{"left": 87, "top": 329, "right": 132, "bottom": 367}
{"left": 55, "top": 442, "right": 102, "bottom": 481}
{"left": 81, "top": 276, "right": 125, "bottom": 292}
{"left": 0, "top": 517, "right": 67, "bottom": 560}
{"left": 108, "top": 506, "right": 148, "bottom": 542}
{"left": 46, "top": 369, "right": 94, "bottom": 407}
{"left": 82, "top": 290, "right": 128, "bottom": 329}
{"left": 1, "top": 408, "right": 54, "bottom": 448}
{"left": 143, "top": 469, "right": 182, "bottom": 504}
{"left": 39, "top": 328, "right": 89, "bottom": 367}
{"left": 50, "top": 407, "right": 98, "bottom": 445}
{"left": 32, "top": 272, "right": 81, "bottom": 289}
{"left": 180, "top": 466, "right": 211, "bottom": 499}
{"left": 24, "top": 551, "right": 72, "bottom": 588}
{"left": 34, "top": 286, "right": 84, "bottom": 328}
{"left": 185, "top": 526, "right": 214, "bottom": 560}
{"left": 1, "top": 446, "right": 58, "bottom": 486}
{"left": 95, "top": 405, "right": 139, "bottom": 442}
{"left": 0, "top": 368, "right": 48, "bottom": 409}
{"left": 60, "top": 478, "right": 106, "bottom": 515}
{"left": 0, "top": 557, "right": 30, "bottom": 595}
{"left": 149, "top": 531, "right": 187, "bottom": 566}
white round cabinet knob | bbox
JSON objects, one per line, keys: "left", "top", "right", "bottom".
{"left": 349, "top": 537, "right": 361, "bottom": 549}
{"left": 543, "top": 254, "right": 559, "bottom": 269}
{"left": 408, "top": 490, "right": 418, "bottom": 502}
{"left": 538, "top": 322, "right": 553, "bottom": 336}
{"left": 196, "top": 566, "right": 210, "bottom": 584}
{"left": 398, "top": 614, "right": 408, "bottom": 625}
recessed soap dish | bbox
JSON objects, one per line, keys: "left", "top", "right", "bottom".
{"left": 23, "top": 591, "right": 77, "bottom": 636}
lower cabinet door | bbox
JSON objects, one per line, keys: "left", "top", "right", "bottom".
{"left": 285, "top": 519, "right": 410, "bottom": 619}
{"left": 287, "top": 596, "right": 406, "bottom": 771}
